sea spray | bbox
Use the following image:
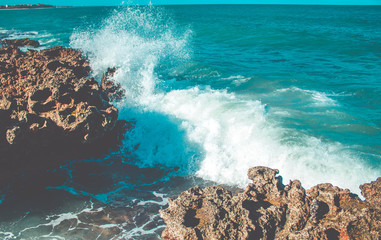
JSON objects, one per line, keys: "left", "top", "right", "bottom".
{"left": 1, "top": 5, "right": 380, "bottom": 239}
{"left": 70, "top": 6, "right": 198, "bottom": 174}
{"left": 70, "top": 5, "right": 379, "bottom": 195}
{"left": 155, "top": 86, "right": 377, "bottom": 192}
{"left": 71, "top": 6, "right": 191, "bottom": 106}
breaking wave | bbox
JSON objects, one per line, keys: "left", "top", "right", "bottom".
{"left": 70, "top": 6, "right": 379, "bottom": 195}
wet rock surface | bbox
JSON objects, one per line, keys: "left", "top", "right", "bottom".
{"left": 102, "top": 67, "right": 125, "bottom": 102}
{"left": 160, "top": 166, "right": 381, "bottom": 240}
{"left": 1, "top": 38, "right": 40, "bottom": 48}
{"left": 0, "top": 39, "right": 127, "bottom": 181}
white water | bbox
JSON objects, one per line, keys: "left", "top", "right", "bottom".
{"left": 70, "top": 6, "right": 378, "bottom": 196}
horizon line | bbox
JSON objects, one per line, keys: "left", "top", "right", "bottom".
{"left": 2, "top": 3, "right": 381, "bottom": 8}
{"left": 54, "top": 3, "right": 381, "bottom": 7}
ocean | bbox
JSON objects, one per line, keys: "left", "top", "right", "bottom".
{"left": 0, "top": 4, "right": 380, "bottom": 239}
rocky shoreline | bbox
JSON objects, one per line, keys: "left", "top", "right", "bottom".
{"left": 0, "top": 4, "right": 55, "bottom": 10}
{"left": 160, "top": 166, "right": 380, "bottom": 239}
{"left": 1, "top": 38, "right": 380, "bottom": 239}
{"left": 0, "top": 38, "right": 128, "bottom": 186}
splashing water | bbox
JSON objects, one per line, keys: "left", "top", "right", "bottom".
{"left": 71, "top": 6, "right": 199, "bottom": 174}
{"left": 71, "top": 6, "right": 378, "bottom": 195}
{"left": 71, "top": 6, "right": 191, "bottom": 105}
{"left": 1, "top": 5, "right": 381, "bottom": 239}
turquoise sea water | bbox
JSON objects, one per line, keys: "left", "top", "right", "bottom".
{"left": 0, "top": 5, "right": 380, "bottom": 239}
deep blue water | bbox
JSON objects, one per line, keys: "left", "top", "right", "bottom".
{"left": 0, "top": 5, "right": 380, "bottom": 239}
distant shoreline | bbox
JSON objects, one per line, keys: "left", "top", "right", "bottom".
{"left": 1, "top": 4, "right": 379, "bottom": 9}
{"left": 0, "top": 4, "right": 56, "bottom": 10}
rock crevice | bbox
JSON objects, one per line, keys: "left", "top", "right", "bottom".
{"left": 0, "top": 39, "right": 128, "bottom": 180}
{"left": 160, "top": 166, "right": 380, "bottom": 240}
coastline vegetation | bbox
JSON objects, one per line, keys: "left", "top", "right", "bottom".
{"left": 0, "top": 4, "right": 55, "bottom": 10}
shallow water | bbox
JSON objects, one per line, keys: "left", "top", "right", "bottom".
{"left": 0, "top": 5, "right": 380, "bottom": 239}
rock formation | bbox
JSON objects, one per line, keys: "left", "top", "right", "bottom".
{"left": 101, "top": 67, "right": 125, "bottom": 102}
{"left": 0, "top": 4, "right": 55, "bottom": 10}
{"left": 160, "top": 167, "right": 380, "bottom": 240}
{"left": 1, "top": 38, "right": 40, "bottom": 48}
{"left": 0, "top": 39, "right": 128, "bottom": 180}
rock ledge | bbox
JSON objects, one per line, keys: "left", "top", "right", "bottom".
{"left": 0, "top": 39, "right": 128, "bottom": 179}
{"left": 161, "top": 166, "right": 380, "bottom": 240}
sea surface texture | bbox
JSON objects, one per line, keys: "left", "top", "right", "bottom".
{"left": 0, "top": 5, "right": 380, "bottom": 239}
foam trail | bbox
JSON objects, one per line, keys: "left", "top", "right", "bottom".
{"left": 154, "top": 87, "right": 378, "bottom": 193}
{"left": 276, "top": 87, "right": 338, "bottom": 107}
{"left": 71, "top": 6, "right": 379, "bottom": 195}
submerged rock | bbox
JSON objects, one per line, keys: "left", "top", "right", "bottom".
{"left": 160, "top": 166, "right": 380, "bottom": 240}
{"left": 0, "top": 39, "right": 128, "bottom": 181}
{"left": 1, "top": 38, "right": 40, "bottom": 48}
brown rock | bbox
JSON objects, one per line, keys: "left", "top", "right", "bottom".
{"left": 360, "top": 177, "right": 381, "bottom": 207}
{"left": 1, "top": 38, "right": 40, "bottom": 48}
{"left": 0, "top": 39, "right": 128, "bottom": 182}
{"left": 161, "top": 167, "right": 381, "bottom": 240}
{"left": 101, "top": 67, "right": 125, "bottom": 102}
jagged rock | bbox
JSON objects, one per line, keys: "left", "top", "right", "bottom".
{"left": 0, "top": 39, "right": 128, "bottom": 182}
{"left": 160, "top": 166, "right": 380, "bottom": 240}
{"left": 360, "top": 178, "right": 381, "bottom": 207}
{"left": 1, "top": 38, "right": 40, "bottom": 48}
{"left": 101, "top": 67, "right": 125, "bottom": 102}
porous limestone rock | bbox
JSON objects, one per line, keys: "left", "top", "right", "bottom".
{"left": 160, "top": 166, "right": 380, "bottom": 240}
{"left": 0, "top": 39, "right": 128, "bottom": 179}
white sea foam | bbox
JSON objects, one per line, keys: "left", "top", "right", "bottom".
{"left": 0, "top": 200, "right": 164, "bottom": 239}
{"left": 0, "top": 201, "right": 105, "bottom": 239}
{"left": 152, "top": 87, "right": 377, "bottom": 193}
{"left": 276, "top": 87, "right": 338, "bottom": 107}
{"left": 222, "top": 75, "right": 252, "bottom": 86}
{"left": 2, "top": 30, "right": 39, "bottom": 40}
{"left": 0, "top": 232, "right": 15, "bottom": 240}
{"left": 70, "top": 6, "right": 378, "bottom": 196}
{"left": 71, "top": 6, "right": 192, "bottom": 106}
{"left": 0, "top": 29, "right": 57, "bottom": 49}
{"left": 137, "top": 192, "right": 169, "bottom": 206}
